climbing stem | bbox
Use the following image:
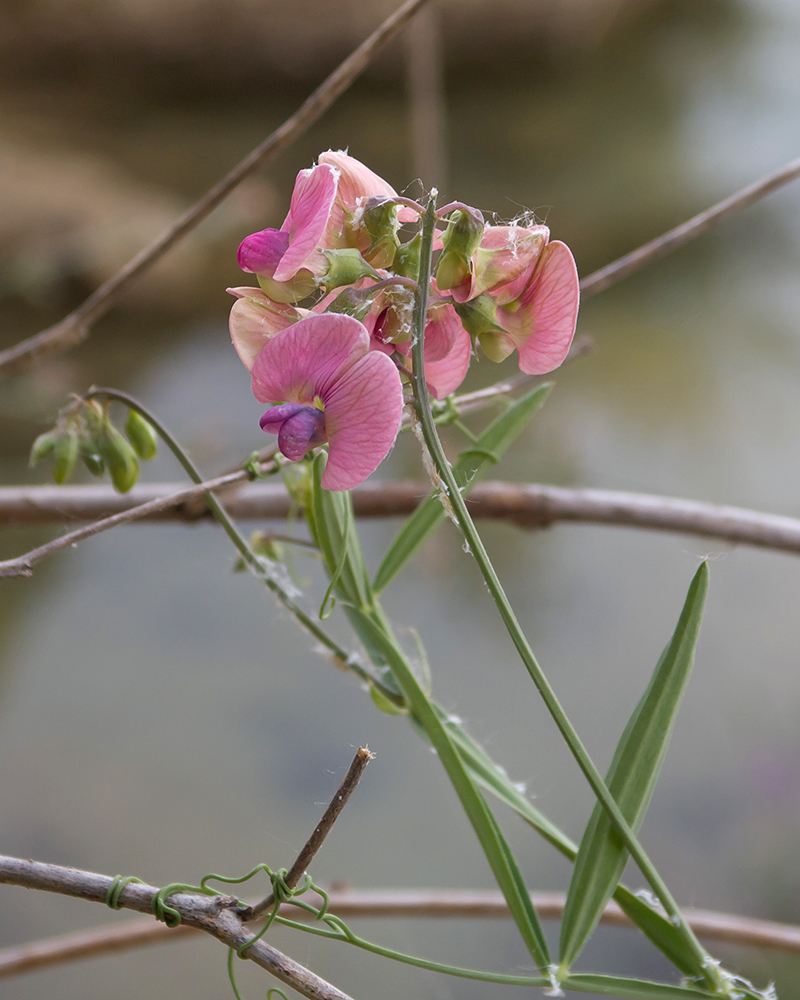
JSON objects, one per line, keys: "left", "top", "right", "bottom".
{"left": 408, "top": 200, "right": 724, "bottom": 992}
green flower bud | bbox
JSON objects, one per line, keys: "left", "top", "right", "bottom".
{"left": 53, "top": 430, "right": 79, "bottom": 485}
{"left": 29, "top": 430, "right": 58, "bottom": 467}
{"left": 99, "top": 424, "right": 140, "bottom": 493}
{"left": 320, "top": 249, "right": 380, "bottom": 292}
{"left": 125, "top": 409, "right": 158, "bottom": 461}
{"left": 394, "top": 233, "right": 421, "bottom": 279}
{"left": 78, "top": 440, "right": 105, "bottom": 478}
{"left": 359, "top": 196, "right": 401, "bottom": 268}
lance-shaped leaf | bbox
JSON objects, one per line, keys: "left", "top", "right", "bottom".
{"left": 560, "top": 974, "right": 715, "bottom": 1000}
{"left": 373, "top": 383, "right": 552, "bottom": 592}
{"left": 558, "top": 562, "right": 709, "bottom": 972}
{"left": 355, "top": 613, "right": 551, "bottom": 971}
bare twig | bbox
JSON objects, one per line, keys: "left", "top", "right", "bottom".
{"left": 580, "top": 154, "right": 800, "bottom": 296}
{"left": 3, "top": 888, "right": 800, "bottom": 981}
{"left": 0, "top": 855, "right": 354, "bottom": 1000}
{"left": 4, "top": 480, "right": 800, "bottom": 577}
{"left": 244, "top": 746, "right": 374, "bottom": 921}
{"left": 0, "top": 0, "right": 432, "bottom": 378}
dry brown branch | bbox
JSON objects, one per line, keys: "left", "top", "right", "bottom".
{"left": 245, "top": 746, "right": 374, "bottom": 921}
{"left": 580, "top": 154, "right": 800, "bottom": 296}
{"left": 3, "top": 480, "right": 800, "bottom": 579}
{"left": 0, "top": 855, "right": 354, "bottom": 1000}
{"left": 3, "top": 887, "right": 799, "bottom": 981}
{"left": 0, "top": 0, "right": 432, "bottom": 378}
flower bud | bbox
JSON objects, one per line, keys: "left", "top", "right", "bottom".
{"left": 29, "top": 430, "right": 58, "bottom": 467}
{"left": 125, "top": 409, "right": 158, "bottom": 461}
{"left": 53, "top": 430, "right": 79, "bottom": 484}
{"left": 436, "top": 208, "right": 485, "bottom": 291}
{"left": 79, "top": 440, "right": 105, "bottom": 478}
{"left": 99, "top": 424, "right": 140, "bottom": 493}
{"left": 358, "top": 196, "right": 401, "bottom": 268}
{"left": 394, "top": 234, "right": 421, "bottom": 279}
{"left": 320, "top": 249, "right": 380, "bottom": 292}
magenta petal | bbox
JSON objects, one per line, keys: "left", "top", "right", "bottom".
{"left": 237, "top": 229, "right": 290, "bottom": 274}
{"left": 277, "top": 407, "right": 327, "bottom": 460}
{"left": 507, "top": 240, "right": 579, "bottom": 375}
{"left": 274, "top": 164, "right": 338, "bottom": 281}
{"left": 423, "top": 326, "right": 472, "bottom": 399}
{"left": 260, "top": 402, "right": 306, "bottom": 434}
{"left": 320, "top": 351, "right": 403, "bottom": 490}
{"left": 251, "top": 313, "right": 369, "bottom": 405}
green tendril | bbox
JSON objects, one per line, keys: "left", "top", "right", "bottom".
{"left": 105, "top": 874, "right": 144, "bottom": 910}
{"left": 151, "top": 881, "right": 219, "bottom": 928}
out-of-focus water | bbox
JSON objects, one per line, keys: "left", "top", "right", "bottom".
{"left": 3, "top": 2, "right": 800, "bottom": 998}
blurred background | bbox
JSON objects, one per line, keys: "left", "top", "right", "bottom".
{"left": 3, "top": 0, "right": 800, "bottom": 997}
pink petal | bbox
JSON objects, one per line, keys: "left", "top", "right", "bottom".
{"left": 451, "top": 225, "right": 549, "bottom": 304}
{"left": 237, "top": 229, "right": 290, "bottom": 274}
{"left": 423, "top": 325, "right": 472, "bottom": 398}
{"left": 274, "top": 164, "right": 338, "bottom": 281}
{"left": 424, "top": 303, "right": 462, "bottom": 363}
{"left": 228, "top": 286, "right": 301, "bottom": 371}
{"left": 251, "top": 313, "right": 369, "bottom": 405}
{"left": 321, "top": 350, "right": 404, "bottom": 490}
{"left": 501, "top": 241, "right": 579, "bottom": 375}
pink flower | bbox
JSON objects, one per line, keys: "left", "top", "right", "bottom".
{"left": 227, "top": 286, "right": 308, "bottom": 371}
{"left": 252, "top": 313, "right": 403, "bottom": 490}
{"left": 448, "top": 224, "right": 550, "bottom": 304}
{"left": 490, "top": 240, "right": 580, "bottom": 374}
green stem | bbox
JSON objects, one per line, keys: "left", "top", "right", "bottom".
{"left": 408, "top": 203, "right": 722, "bottom": 990}
{"left": 83, "top": 388, "right": 398, "bottom": 702}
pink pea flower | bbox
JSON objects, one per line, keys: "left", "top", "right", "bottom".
{"left": 448, "top": 224, "right": 550, "bottom": 304}
{"left": 490, "top": 240, "right": 580, "bottom": 375}
{"left": 227, "top": 286, "right": 309, "bottom": 371}
{"left": 252, "top": 313, "right": 403, "bottom": 491}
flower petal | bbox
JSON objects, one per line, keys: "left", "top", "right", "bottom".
{"left": 274, "top": 164, "right": 338, "bottom": 281}
{"left": 251, "top": 312, "right": 369, "bottom": 405}
{"left": 321, "top": 350, "right": 403, "bottom": 490}
{"left": 424, "top": 302, "right": 462, "bottom": 363}
{"left": 500, "top": 240, "right": 579, "bottom": 375}
{"left": 451, "top": 225, "right": 549, "bottom": 303}
{"left": 423, "top": 325, "right": 472, "bottom": 398}
{"left": 228, "top": 286, "right": 301, "bottom": 371}
{"left": 237, "top": 228, "right": 290, "bottom": 274}
{"left": 259, "top": 402, "right": 307, "bottom": 434}
{"left": 277, "top": 407, "right": 327, "bottom": 460}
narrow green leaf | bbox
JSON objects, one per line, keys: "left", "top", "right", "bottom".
{"left": 373, "top": 384, "right": 552, "bottom": 592}
{"left": 559, "top": 563, "right": 709, "bottom": 972}
{"left": 561, "top": 974, "right": 714, "bottom": 1000}
{"left": 355, "top": 613, "right": 551, "bottom": 971}
{"left": 613, "top": 886, "right": 701, "bottom": 978}
{"left": 308, "top": 453, "right": 373, "bottom": 612}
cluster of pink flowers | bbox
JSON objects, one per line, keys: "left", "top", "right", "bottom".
{"left": 228, "top": 151, "right": 579, "bottom": 490}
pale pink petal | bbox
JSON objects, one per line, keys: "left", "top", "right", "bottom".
{"left": 237, "top": 229, "right": 290, "bottom": 274}
{"left": 422, "top": 325, "right": 472, "bottom": 398}
{"left": 251, "top": 313, "right": 369, "bottom": 405}
{"left": 228, "top": 286, "right": 301, "bottom": 371}
{"left": 424, "top": 303, "right": 462, "bottom": 363}
{"left": 321, "top": 350, "right": 403, "bottom": 490}
{"left": 274, "top": 164, "right": 338, "bottom": 281}
{"left": 500, "top": 241, "right": 579, "bottom": 375}
{"left": 451, "top": 225, "right": 549, "bottom": 303}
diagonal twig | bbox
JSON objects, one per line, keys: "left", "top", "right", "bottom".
{"left": 580, "top": 154, "right": 800, "bottom": 296}
{"left": 0, "top": 0, "right": 432, "bottom": 378}
{"left": 0, "top": 855, "right": 354, "bottom": 1000}
{"left": 243, "top": 746, "right": 374, "bottom": 922}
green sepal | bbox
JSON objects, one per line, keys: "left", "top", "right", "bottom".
{"left": 394, "top": 233, "right": 422, "bottom": 279}
{"left": 436, "top": 208, "right": 485, "bottom": 291}
{"left": 125, "top": 409, "right": 158, "bottom": 461}
{"left": 52, "top": 430, "right": 78, "bottom": 484}
{"left": 373, "top": 384, "right": 552, "bottom": 592}
{"left": 320, "top": 249, "right": 380, "bottom": 292}
{"left": 355, "top": 612, "right": 551, "bottom": 973}
{"left": 558, "top": 563, "right": 709, "bottom": 973}
{"left": 359, "top": 196, "right": 401, "bottom": 268}
{"left": 453, "top": 294, "right": 507, "bottom": 339}
{"left": 324, "top": 284, "right": 378, "bottom": 322}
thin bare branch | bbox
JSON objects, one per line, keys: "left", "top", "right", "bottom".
{"left": 0, "top": 855, "right": 354, "bottom": 1000}
{"left": 4, "top": 480, "right": 800, "bottom": 577}
{"left": 245, "top": 746, "right": 374, "bottom": 921}
{"left": 0, "top": 0, "right": 432, "bottom": 378}
{"left": 3, "top": 887, "right": 799, "bottom": 981}
{"left": 580, "top": 154, "right": 800, "bottom": 296}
